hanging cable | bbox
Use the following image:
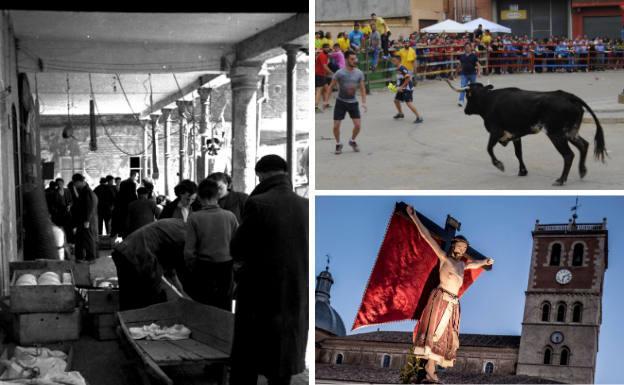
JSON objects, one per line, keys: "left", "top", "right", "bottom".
{"left": 89, "top": 72, "right": 146, "bottom": 156}
{"left": 114, "top": 73, "right": 147, "bottom": 129}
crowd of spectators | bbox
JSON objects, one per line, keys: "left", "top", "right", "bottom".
{"left": 316, "top": 17, "right": 624, "bottom": 78}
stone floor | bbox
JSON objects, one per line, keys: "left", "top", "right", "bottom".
{"left": 316, "top": 70, "right": 624, "bottom": 190}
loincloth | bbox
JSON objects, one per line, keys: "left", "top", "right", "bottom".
{"left": 412, "top": 287, "right": 460, "bottom": 368}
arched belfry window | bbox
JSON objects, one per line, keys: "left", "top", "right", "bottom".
{"left": 336, "top": 353, "right": 343, "bottom": 364}
{"left": 484, "top": 362, "right": 494, "bottom": 374}
{"left": 550, "top": 243, "right": 562, "bottom": 266}
{"left": 543, "top": 346, "right": 552, "bottom": 364}
{"left": 382, "top": 354, "right": 391, "bottom": 368}
{"left": 572, "top": 303, "right": 583, "bottom": 323}
{"left": 556, "top": 303, "right": 566, "bottom": 322}
{"left": 541, "top": 302, "right": 551, "bottom": 322}
{"left": 572, "top": 243, "right": 584, "bottom": 266}
{"left": 560, "top": 347, "right": 570, "bottom": 365}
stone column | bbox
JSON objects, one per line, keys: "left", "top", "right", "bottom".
{"left": 161, "top": 108, "right": 172, "bottom": 197}
{"left": 230, "top": 61, "right": 262, "bottom": 193}
{"left": 283, "top": 44, "right": 300, "bottom": 188}
{"left": 150, "top": 114, "right": 160, "bottom": 182}
{"left": 142, "top": 119, "right": 149, "bottom": 181}
{"left": 176, "top": 100, "right": 193, "bottom": 182}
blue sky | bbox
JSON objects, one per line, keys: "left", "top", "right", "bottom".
{"left": 315, "top": 196, "right": 623, "bottom": 384}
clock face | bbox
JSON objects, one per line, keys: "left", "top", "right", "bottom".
{"left": 556, "top": 269, "right": 572, "bottom": 285}
{"left": 550, "top": 331, "right": 564, "bottom": 344}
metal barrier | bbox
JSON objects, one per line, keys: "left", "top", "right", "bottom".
{"left": 351, "top": 42, "right": 624, "bottom": 91}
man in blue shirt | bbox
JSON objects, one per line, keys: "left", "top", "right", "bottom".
{"left": 390, "top": 55, "right": 423, "bottom": 123}
{"left": 456, "top": 43, "right": 481, "bottom": 107}
{"left": 348, "top": 22, "right": 364, "bottom": 52}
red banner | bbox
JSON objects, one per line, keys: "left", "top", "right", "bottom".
{"left": 352, "top": 204, "right": 484, "bottom": 331}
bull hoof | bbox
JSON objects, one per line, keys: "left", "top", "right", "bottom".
{"left": 519, "top": 168, "right": 528, "bottom": 176}
{"left": 580, "top": 167, "right": 587, "bottom": 179}
{"left": 493, "top": 161, "right": 505, "bottom": 172}
{"left": 552, "top": 179, "right": 566, "bottom": 186}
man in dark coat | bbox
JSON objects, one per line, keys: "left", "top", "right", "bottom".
{"left": 229, "top": 155, "right": 308, "bottom": 385}
{"left": 94, "top": 175, "right": 117, "bottom": 235}
{"left": 71, "top": 173, "right": 99, "bottom": 262}
{"left": 207, "top": 172, "right": 248, "bottom": 223}
{"left": 111, "top": 170, "right": 139, "bottom": 238}
{"left": 111, "top": 218, "right": 189, "bottom": 311}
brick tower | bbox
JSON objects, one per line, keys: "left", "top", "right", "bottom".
{"left": 516, "top": 216, "right": 608, "bottom": 383}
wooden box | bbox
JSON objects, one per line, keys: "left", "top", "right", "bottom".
{"left": 87, "top": 289, "right": 120, "bottom": 314}
{"left": 91, "top": 313, "right": 118, "bottom": 341}
{"left": 13, "top": 308, "right": 81, "bottom": 345}
{"left": 0, "top": 343, "right": 74, "bottom": 378}
{"left": 9, "top": 260, "right": 76, "bottom": 314}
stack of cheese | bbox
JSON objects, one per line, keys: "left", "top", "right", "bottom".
{"left": 15, "top": 271, "right": 72, "bottom": 286}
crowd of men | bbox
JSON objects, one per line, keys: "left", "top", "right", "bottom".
{"left": 44, "top": 154, "right": 308, "bottom": 385}
{"left": 316, "top": 14, "right": 624, "bottom": 86}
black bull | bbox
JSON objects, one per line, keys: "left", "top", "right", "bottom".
{"left": 446, "top": 80, "right": 607, "bottom": 186}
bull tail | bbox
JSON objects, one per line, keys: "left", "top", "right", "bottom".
{"left": 572, "top": 95, "right": 607, "bottom": 162}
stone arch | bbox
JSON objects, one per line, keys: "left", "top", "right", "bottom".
{"left": 382, "top": 354, "right": 391, "bottom": 368}
{"left": 572, "top": 302, "right": 583, "bottom": 323}
{"left": 543, "top": 346, "right": 553, "bottom": 365}
{"left": 483, "top": 361, "right": 495, "bottom": 374}
{"left": 335, "top": 353, "right": 344, "bottom": 365}
{"left": 556, "top": 302, "right": 567, "bottom": 322}
{"left": 560, "top": 346, "right": 570, "bottom": 365}
{"left": 541, "top": 301, "right": 551, "bottom": 322}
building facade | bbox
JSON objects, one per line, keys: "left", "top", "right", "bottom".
{"left": 571, "top": 0, "right": 624, "bottom": 39}
{"left": 316, "top": 217, "right": 608, "bottom": 384}
{"left": 516, "top": 219, "right": 608, "bottom": 383}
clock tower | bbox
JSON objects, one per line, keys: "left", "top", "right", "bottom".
{"left": 516, "top": 217, "right": 608, "bottom": 383}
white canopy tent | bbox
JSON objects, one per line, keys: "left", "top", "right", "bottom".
{"left": 463, "top": 18, "right": 512, "bottom": 34}
{"left": 420, "top": 19, "right": 467, "bottom": 34}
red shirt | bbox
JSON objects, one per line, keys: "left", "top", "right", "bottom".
{"left": 315, "top": 51, "right": 329, "bottom": 76}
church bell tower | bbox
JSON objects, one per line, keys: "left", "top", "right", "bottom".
{"left": 516, "top": 215, "right": 608, "bottom": 383}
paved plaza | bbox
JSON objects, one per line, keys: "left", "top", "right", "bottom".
{"left": 315, "top": 71, "right": 624, "bottom": 190}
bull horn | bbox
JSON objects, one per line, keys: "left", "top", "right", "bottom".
{"left": 444, "top": 79, "right": 468, "bottom": 93}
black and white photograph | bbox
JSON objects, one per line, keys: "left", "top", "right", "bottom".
{"left": 0, "top": 9, "right": 309, "bottom": 385}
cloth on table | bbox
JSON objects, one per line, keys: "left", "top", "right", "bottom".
{"left": 128, "top": 323, "right": 191, "bottom": 340}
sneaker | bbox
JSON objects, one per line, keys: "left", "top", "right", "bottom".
{"left": 393, "top": 113, "right": 405, "bottom": 119}
{"left": 457, "top": 102, "right": 463, "bottom": 107}
{"left": 414, "top": 117, "right": 424, "bottom": 124}
{"left": 349, "top": 140, "right": 360, "bottom": 152}
{"left": 335, "top": 143, "right": 343, "bottom": 155}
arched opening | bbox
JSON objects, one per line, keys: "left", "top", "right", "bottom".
{"left": 550, "top": 243, "right": 562, "bottom": 266}
{"left": 560, "top": 347, "right": 570, "bottom": 365}
{"left": 543, "top": 347, "right": 552, "bottom": 365}
{"left": 484, "top": 362, "right": 494, "bottom": 374}
{"left": 541, "top": 302, "right": 551, "bottom": 322}
{"left": 382, "top": 354, "right": 391, "bottom": 368}
{"left": 336, "top": 353, "right": 343, "bottom": 365}
{"left": 572, "top": 244, "right": 584, "bottom": 266}
{"left": 556, "top": 303, "right": 566, "bottom": 322}
{"left": 572, "top": 303, "right": 583, "bottom": 323}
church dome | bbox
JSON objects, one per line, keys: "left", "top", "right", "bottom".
{"left": 315, "top": 267, "right": 347, "bottom": 336}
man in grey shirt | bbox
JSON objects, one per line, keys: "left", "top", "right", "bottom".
{"left": 369, "top": 23, "right": 381, "bottom": 71}
{"left": 327, "top": 50, "right": 367, "bottom": 155}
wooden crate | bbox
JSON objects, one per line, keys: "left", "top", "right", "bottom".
{"left": 0, "top": 342, "right": 74, "bottom": 378}
{"left": 87, "top": 289, "right": 120, "bottom": 314}
{"left": 13, "top": 308, "right": 81, "bottom": 345}
{"left": 91, "top": 313, "right": 118, "bottom": 341}
{"left": 10, "top": 269, "right": 76, "bottom": 313}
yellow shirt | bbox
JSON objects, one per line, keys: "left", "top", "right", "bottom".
{"left": 361, "top": 25, "right": 372, "bottom": 36}
{"left": 481, "top": 34, "right": 492, "bottom": 45}
{"left": 321, "top": 37, "right": 334, "bottom": 48}
{"left": 398, "top": 47, "right": 417, "bottom": 71}
{"left": 337, "top": 37, "right": 350, "bottom": 52}
{"left": 375, "top": 17, "right": 389, "bottom": 34}
{"left": 315, "top": 39, "right": 322, "bottom": 49}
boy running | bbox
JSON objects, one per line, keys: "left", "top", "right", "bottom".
{"left": 391, "top": 55, "right": 423, "bottom": 123}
